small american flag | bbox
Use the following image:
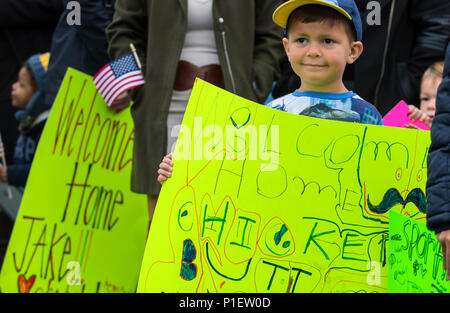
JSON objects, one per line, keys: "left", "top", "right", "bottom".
{"left": 93, "top": 52, "right": 145, "bottom": 107}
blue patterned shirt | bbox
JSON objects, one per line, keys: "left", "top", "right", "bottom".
{"left": 266, "top": 90, "right": 383, "bottom": 125}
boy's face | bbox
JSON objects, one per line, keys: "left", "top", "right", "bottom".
{"left": 419, "top": 76, "right": 442, "bottom": 126}
{"left": 11, "top": 66, "right": 35, "bottom": 110}
{"left": 283, "top": 19, "right": 362, "bottom": 93}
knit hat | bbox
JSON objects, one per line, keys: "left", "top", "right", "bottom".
{"left": 273, "top": 0, "right": 363, "bottom": 42}
{"left": 15, "top": 52, "right": 50, "bottom": 127}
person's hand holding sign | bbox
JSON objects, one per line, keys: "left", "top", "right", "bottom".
{"left": 0, "top": 166, "right": 7, "bottom": 183}
{"left": 109, "top": 91, "right": 131, "bottom": 113}
{"left": 405, "top": 105, "right": 428, "bottom": 129}
{"left": 157, "top": 153, "right": 173, "bottom": 184}
{"left": 437, "top": 230, "right": 450, "bottom": 280}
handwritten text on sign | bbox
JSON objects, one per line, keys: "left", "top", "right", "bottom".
{"left": 0, "top": 68, "right": 148, "bottom": 293}
{"left": 137, "top": 79, "right": 430, "bottom": 293}
{"left": 389, "top": 212, "right": 448, "bottom": 293}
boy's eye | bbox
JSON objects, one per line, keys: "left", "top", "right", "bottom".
{"left": 323, "top": 39, "right": 334, "bottom": 44}
{"left": 296, "top": 38, "right": 307, "bottom": 44}
{"left": 421, "top": 97, "right": 430, "bottom": 102}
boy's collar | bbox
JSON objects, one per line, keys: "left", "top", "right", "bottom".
{"left": 293, "top": 90, "right": 355, "bottom": 99}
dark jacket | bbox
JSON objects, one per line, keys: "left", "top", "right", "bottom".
{"left": 0, "top": 0, "right": 63, "bottom": 164}
{"left": 0, "top": 0, "right": 63, "bottom": 92}
{"left": 44, "top": 0, "right": 115, "bottom": 108}
{"left": 350, "top": 0, "right": 450, "bottom": 116}
{"left": 7, "top": 113, "right": 48, "bottom": 187}
{"left": 426, "top": 42, "right": 450, "bottom": 233}
{"left": 107, "top": 0, "right": 284, "bottom": 195}
{"left": 272, "top": 0, "right": 450, "bottom": 117}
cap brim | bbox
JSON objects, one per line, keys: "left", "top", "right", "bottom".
{"left": 273, "top": 0, "right": 352, "bottom": 28}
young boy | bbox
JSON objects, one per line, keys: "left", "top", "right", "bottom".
{"left": 407, "top": 61, "right": 444, "bottom": 129}
{"left": 157, "top": 0, "right": 383, "bottom": 183}
{"left": 266, "top": 0, "right": 382, "bottom": 125}
{"left": 0, "top": 52, "right": 50, "bottom": 220}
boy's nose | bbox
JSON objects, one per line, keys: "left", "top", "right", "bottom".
{"left": 306, "top": 43, "right": 321, "bottom": 57}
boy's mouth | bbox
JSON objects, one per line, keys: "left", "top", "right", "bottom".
{"left": 302, "top": 63, "right": 327, "bottom": 68}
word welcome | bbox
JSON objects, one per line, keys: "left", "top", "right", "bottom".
{"left": 51, "top": 77, "right": 134, "bottom": 172}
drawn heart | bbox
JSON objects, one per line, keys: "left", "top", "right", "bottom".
{"left": 18, "top": 274, "right": 36, "bottom": 293}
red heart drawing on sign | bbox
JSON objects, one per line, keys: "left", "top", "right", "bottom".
{"left": 18, "top": 274, "right": 36, "bottom": 293}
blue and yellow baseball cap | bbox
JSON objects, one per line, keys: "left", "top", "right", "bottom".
{"left": 273, "top": 0, "right": 363, "bottom": 41}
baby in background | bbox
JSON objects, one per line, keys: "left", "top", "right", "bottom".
{"left": 407, "top": 61, "right": 444, "bottom": 129}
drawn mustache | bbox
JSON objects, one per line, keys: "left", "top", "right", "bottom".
{"left": 367, "top": 188, "right": 427, "bottom": 214}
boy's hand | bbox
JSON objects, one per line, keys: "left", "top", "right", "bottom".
{"left": 437, "top": 230, "right": 450, "bottom": 280}
{"left": 0, "top": 166, "right": 7, "bottom": 183}
{"left": 109, "top": 92, "right": 131, "bottom": 113}
{"left": 157, "top": 153, "right": 173, "bottom": 184}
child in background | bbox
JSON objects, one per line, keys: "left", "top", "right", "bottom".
{"left": 156, "top": 0, "right": 383, "bottom": 184}
{"left": 0, "top": 52, "right": 50, "bottom": 221}
{"left": 407, "top": 61, "right": 444, "bottom": 129}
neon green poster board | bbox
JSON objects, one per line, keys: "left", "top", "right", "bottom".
{"left": 389, "top": 211, "right": 448, "bottom": 293}
{"left": 0, "top": 68, "right": 148, "bottom": 293}
{"left": 137, "top": 79, "right": 430, "bottom": 293}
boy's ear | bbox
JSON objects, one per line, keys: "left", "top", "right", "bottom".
{"left": 282, "top": 37, "right": 290, "bottom": 60}
{"left": 347, "top": 41, "right": 363, "bottom": 64}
